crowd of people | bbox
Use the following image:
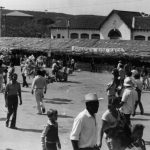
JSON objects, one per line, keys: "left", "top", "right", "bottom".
{"left": 0, "top": 57, "right": 148, "bottom": 150}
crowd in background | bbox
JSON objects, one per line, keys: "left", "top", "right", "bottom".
{"left": 0, "top": 56, "right": 148, "bottom": 150}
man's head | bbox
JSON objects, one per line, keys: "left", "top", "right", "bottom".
{"left": 84, "top": 93, "right": 102, "bottom": 115}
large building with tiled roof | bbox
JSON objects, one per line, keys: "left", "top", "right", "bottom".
{"left": 51, "top": 9, "right": 150, "bottom": 41}
{"left": 51, "top": 15, "right": 106, "bottom": 39}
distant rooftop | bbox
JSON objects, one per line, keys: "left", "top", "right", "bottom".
{"left": 5, "top": 11, "right": 33, "bottom": 17}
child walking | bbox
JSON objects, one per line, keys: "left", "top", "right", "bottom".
{"left": 41, "top": 109, "right": 61, "bottom": 150}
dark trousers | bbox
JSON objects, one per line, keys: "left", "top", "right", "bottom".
{"left": 124, "top": 114, "right": 131, "bottom": 126}
{"left": 6, "top": 95, "right": 18, "bottom": 127}
{"left": 135, "top": 89, "right": 144, "bottom": 114}
{"left": 46, "top": 142, "right": 57, "bottom": 150}
{"left": 22, "top": 74, "right": 28, "bottom": 87}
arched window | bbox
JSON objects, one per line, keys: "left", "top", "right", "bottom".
{"left": 91, "top": 34, "right": 100, "bottom": 39}
{"left": 81, "top": 33, "right": 89, "bottom": 39}
{"left": 134, "top": 35, "right": 145, "bottom": 40}
{"left": 108, "top": 29, "right": 122, "bottom": 39}
{"left": 70, "top": 33, "right": 79, "bottom": 39}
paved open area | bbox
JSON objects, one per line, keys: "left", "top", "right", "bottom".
{"left": 0, "top": 67, "right": 150, "bottom": 150}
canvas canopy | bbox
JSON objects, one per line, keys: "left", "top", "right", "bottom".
{"left": 0, "top": 37, "right": 150, "bottom": 60}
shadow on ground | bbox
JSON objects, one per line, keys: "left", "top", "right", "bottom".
{"left": 145, "top": 141, "right": 150, "bottom": 145}
{"left": 65, "top": 80, "right": 81, "bottom": 84}
{"left": 17, "top": 128, "right": 42, "bottom": 133}
{"left": 0, "top": 117, "right": 6, "bottom": 121}
{"left": 21, "top": 90, "right": 30, "bottom": 93}
{"left": 131, "top": 118, "right": 150, "bottom": 121}
{"left": 5, "top": 149, "right": 14, "bottom": 150}
{"left": 143, "top": 113, "right": 150, "bottom": 116}
{"left": 44, "top": 98, "right": 73, "bottom": 105}
{"left": 58, "top": 114, "right": 73, "bottom": 118}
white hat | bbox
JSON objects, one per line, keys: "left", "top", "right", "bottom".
{"left": 84, "top": 93, "right": 104, "bottom": 102}
{"left": 124, "top": 78, "right": 134, "bottom": 87}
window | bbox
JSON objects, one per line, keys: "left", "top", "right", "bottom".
{"left": 81, "top": 33, "right": 89, "bottom": 39}
{"left": 148, "top": 36, "right": 150, "bottom": 41}
{"left": 70, "top": 33, "right": 79, "bottom": 39}
{"left": 134, "top": 35, "right": 145, "bottom": 40}
{"left": 62, "top": 36, "right": 65, "bottom": 38}
{"left": 91, "top": 34, "right": 100, "bottom": 39}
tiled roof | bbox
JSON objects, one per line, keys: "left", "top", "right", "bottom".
{"left": 100, "top": 10, "right": 142, "bottom": 29}
{"left": 1, "top": 37, "right": 150, "bottom": 59}
{"left": 5, "top": 11, "right": 33, "bottom": 17}
{"left": 115, "top": 10, "right": 141, "bottom": 28}
{"left": 135, "top": 16, "right": 150, "bottom": 30}
{"left": 51, "top": 15, "right": 106, "bottom": 30}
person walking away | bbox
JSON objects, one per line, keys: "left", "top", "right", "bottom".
{"left": 119, "top": 78, "right": 138, "bottom": 126}
{"left": 70, "top": 93, "right": 102, "bottom": 150}
{"left": 21, "top": 65, "right": 29, "bottom": 87}
{"left": 133, "top": 73, "right": 144, "bottom": 115}
{"left": 41, "top": 109, "right": 61, "bottom": 150}
{"left": 99, "top": 97, "right": 122, "bottom": 149}
{"left": 118, "top": 64, "right": 125, "bottom": 87}
{"left": 3, "top": 66, "right": 8, "bottom": 86}
{"left": 140, "top": 66, "right": 149, "bottom": 90}
{"left": 51, "top": 60, "right": 59, "bottom": 81}
{"left": 7, "top": 62, "right": 15, "bottom": 83}
{"left": 0, "top": 60, "right": 4, "bottom": 92}
{"left": 124, "top": 63, "right": 131, "bottom": 76}
{"left": 71, "top": 58, "right": 75, "bottom": 72}
{"left": 106, "top": 75, "right": 117, "bottom": 105}
{"left": 31, "top": 69, "right": 47, "bottom": 115}
{"left": 5, "top": 73, "right": 22, "bottom": 129}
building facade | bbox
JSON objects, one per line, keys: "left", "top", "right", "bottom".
{"left": 51, "top": 10, "right": 150, "bottom": 41}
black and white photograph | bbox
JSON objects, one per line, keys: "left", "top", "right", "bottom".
{"left": 0, "top": 0, "right": 150, "bottom": 150}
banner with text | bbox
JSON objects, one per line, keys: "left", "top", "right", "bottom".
{"left": 72, "top": 46, "right": 125, "bottom": 55}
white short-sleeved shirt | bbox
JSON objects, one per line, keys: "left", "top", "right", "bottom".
{"left": 120, "top": 87, "right": 138, "bottom": 114}
{"left": 70, "top": 109, "right": 97, "bottom": 148}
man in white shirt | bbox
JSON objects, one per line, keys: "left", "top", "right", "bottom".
{"left": 70, "top": 93, "right": 103, "bottom": 150}
{"left": 119, "top": 78, "right": 138, "bottom": 125}
{"left": 31, "top": 70, "right": 47, "bottom": 114}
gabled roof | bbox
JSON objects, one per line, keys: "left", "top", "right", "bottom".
{"left": 5, "top": 11, "right": 33, "bottom": 17}
{"left": 134, "top": 16, "right": 150, "bottom": 30}
{"left": 51, "top": 15, "right": 106, "bottom": 30}
{"left": 100, "top": 10, "right": 142, "bottom": 29}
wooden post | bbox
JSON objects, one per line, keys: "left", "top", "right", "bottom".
{"left": 0, "top": 6, "right": 4, "bottom": 37}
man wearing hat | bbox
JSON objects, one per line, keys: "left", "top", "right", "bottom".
{"left": 70, "top": 93, "right": 102, "bottom": 150}
{"left": 119, "top": 77, "right": 138, "bottom": 125}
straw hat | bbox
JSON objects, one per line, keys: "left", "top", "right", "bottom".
{"left": 84, "top": 93, "right": 104, "bottom": 102}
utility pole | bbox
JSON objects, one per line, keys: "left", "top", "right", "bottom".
{"left": 0, "top": 6, "right": 4, "bottom": 37}
{"left": 67, "top": 19, "right": 70, "bottom": 39}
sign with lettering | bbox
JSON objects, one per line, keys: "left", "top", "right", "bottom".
{"left": 72, "top": 46, "right": 125, "bottom": 55}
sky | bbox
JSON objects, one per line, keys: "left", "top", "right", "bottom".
{"left": 1, "top": 0, "right": 150, "bottom": 16}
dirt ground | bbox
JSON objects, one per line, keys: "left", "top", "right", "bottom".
{"left": 0, "top": 67, "right": 150, "bottom": 150}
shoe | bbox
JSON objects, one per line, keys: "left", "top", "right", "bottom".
{"left": 36, "top": 112, "right": 42, "bottom": 115}
{"left": 10, "top": 126, "right": 17, "bottom": 129}
{"left": 141, "top": 112, "right": 144, "bottom": 115}
{"left": 42, "top": 108, "right": 45, "bottom": 114}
